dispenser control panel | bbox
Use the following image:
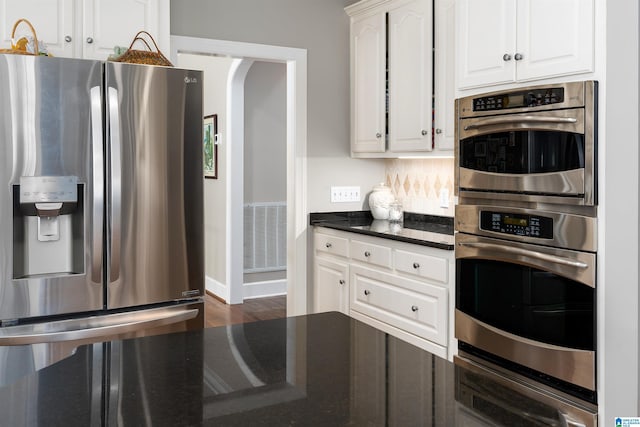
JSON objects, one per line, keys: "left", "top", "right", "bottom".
{"left": 19, "top": 176, "right": 78, "bottom": 204}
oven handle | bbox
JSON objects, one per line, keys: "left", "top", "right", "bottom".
{"left": 458, "top": 241, "right": 588, "bottom": 269}
{"left": 463, "top": 115, "right": 577, "bottom": 130}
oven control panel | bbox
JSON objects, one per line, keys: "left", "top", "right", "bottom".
{"left": 480, "top": 211, "right": 553, "bottom": 239}
{"left": 472, "top": 87, "right": 565, "bottom": 111}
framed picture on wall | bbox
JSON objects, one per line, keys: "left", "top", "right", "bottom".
{"left": 203, "top": 114, "right": 218, "bottom": 179}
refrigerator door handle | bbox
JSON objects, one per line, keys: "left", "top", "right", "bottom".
{"left": 108, "top": 87, "right": 122, "bottom": 282}
{"left": 90, "top": 86, "right": 104, "bottom": 284}
{"left": 0, "top": 306, "right": 199, "bottom": 345}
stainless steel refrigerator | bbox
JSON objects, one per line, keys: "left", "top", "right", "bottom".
{"left": 0, "top": 55, "right": 204, "bottom": 357}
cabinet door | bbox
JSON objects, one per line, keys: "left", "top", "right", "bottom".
{"left": 388, "top": 0, "right": 433, "bottom": 152}
{"left": 351, "top": 12, "right": 386, "bottom": 153}
{"left": 456, "top": 0, "right": 515, "bottom": 89}
{"left": 515, "top": 0, "right": 594, "bottom": 81}
{"left": 433, "top": 0, "right": 455, "bottom": 151}
{"left": 83, "top": 0, "right": 164, "bottom": 60}
{"left": 314, "top": 257, "right": 349, "bottom": 315}
{"left": 0, "top": 0, "right": 74, "bottom": 57}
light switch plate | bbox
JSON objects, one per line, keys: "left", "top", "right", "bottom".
{"left": 439, "top": 188, "right": 450, "bottom": 208}
{"left": 331, "top": 186, "right": 361, "bottom": 203}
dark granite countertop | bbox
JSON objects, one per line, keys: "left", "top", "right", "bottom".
{"left": 0, "top": 312, "right": 594, "bottom": 426}
{"left": 310, "top": 211, "right": 455, "bottom": 250}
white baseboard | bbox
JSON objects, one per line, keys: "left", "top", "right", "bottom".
{"left": 206, "top": 276, "right": 287, "bottom": 302}
{"left": 205, "top": 276, "right": 228, "bottom": 301}
{"left": 243, "top": 279, "right": 287, "bottom": 300}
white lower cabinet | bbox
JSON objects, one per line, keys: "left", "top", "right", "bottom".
{"left": 314, "top": 257, "right": 349, "bottom": 315}
{"left": 313, "top": 226, "right": 455, "bottom": 360}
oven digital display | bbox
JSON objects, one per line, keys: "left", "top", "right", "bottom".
{"left": 503, "top": 215, "right": 528, "bottom": 227}
{"left": 506, "top": 94, "right": 524, "bottom": 108}
{"left": 480, "top": 211, "right": 553, "bottom": 239}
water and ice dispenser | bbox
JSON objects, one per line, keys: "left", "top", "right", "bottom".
{"left": 13, "top": 176, "right": 84, "bottom": 278}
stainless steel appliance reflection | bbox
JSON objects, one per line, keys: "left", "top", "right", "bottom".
{"left": 0, "top": 54, "right": 204, "bottom": 372}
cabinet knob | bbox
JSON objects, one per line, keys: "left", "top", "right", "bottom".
{"left": 514, "top": 53, "right": 523, "bottom": 61}
{"left": 325, "top": 242, "right": 332, "bottom": 248}
{"left": 413, "top": 262, "right": 420, "bottom": 269}
{"left": 339, "top": 279, "right": 345, "bottom": 285}
{"left": 364, "top": 290, "right": 371, "bottom": 296}
{"left": 65, "top": 35, "right": 72, "bottom": 43}
{"left": 375, "top": 133, "right": 382, "bottom": 139}
{"left": 502, "top": 53, "right": 512, "bottom": 61}
{"left": 86, "top": 37, "right": 94, "bottom": 44}
{"left": 421, "top": 130, "right": 428, "bottom": 136}
{"left": 411, "top": 305, "right": 419, "bottom": 312}
{"left": 364, "top": 251, "right": 371, "bottom": 258}
{"left": 435, "top": 128, "right": 443, "bottom": 134}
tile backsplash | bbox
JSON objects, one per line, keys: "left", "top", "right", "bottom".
{"left": 384, "top": 158, "right": 455, "bottom": 217}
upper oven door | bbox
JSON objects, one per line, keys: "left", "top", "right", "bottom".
{"left": 457, "top": 107, "right": 596, "bottom": 206}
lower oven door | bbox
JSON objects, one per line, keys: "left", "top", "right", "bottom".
{"left": 455, "top": 232, "right": 596, "bottom": 394}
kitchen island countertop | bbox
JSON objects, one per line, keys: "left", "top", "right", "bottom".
{"left": 0, "top": 312, "right": 596, "bottom": 426}
{"left": 310, "top": 211, "right": 455, "bottom": 250}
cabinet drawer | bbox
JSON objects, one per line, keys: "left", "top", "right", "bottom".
{"left": 314, "top": 233, "right": 349, "bottom": 258}
{"left": 351, "top": 239, "right": 392, "bottom": 269}
{"left": 351, "top": 266, "right": 447, "bottom": 346}
{"left": 394, "top": 249, "right": 448, "bottom": 283}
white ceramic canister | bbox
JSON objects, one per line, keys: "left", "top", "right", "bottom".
{"left": 368, "top": 183, "right": 396, "bottom": 220}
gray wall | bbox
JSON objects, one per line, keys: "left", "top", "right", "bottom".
{"left": 244, "top": 62, "right": 287, "bottom": 203}
{"left": 171, "top": 0, "right": 385, "bottom": 214}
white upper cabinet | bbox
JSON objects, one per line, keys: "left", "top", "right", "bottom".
{"left": 456, "top": 0, "right": 594, "bottom": 89}
{"left": 0, "top": 0, "right": 169, "bottom": 60}
{"left": 0, "top": 0, "right": 74, "bottom": 58}
{"left": 83, "top": 0, "right": 166, "bottom": 60}
{"left": 515, "top": 0, "right": 594, "bottom": 81}
{"left": 433, "top": 0, "right": 455, "bottom": 151}
{"left": 352, "top": 12, "right": 386, "bottom": 153}
{"left": 456, "top": 0, "right": 515, "bottom": 88}
{"left": 387, "top": 0, "right": 432, "bottom": 153}
{"left": 347, "top": 0, "right": 435, "bottom": 158}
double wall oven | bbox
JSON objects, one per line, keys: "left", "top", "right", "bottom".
{"left": 454, "top": 81, "right": 599, "bottom": 417}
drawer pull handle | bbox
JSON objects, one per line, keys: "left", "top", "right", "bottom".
{"left": 411, "top": 305, "right": 419, "bottom": 312}
{"left": 364, "top": 290, "right": 371, "bottom": 296}
{"left": 413, "top": 262, "right": 420, "bottom": 269}
{"left": 339, "top": 279, "right": 345, "bottom": 285}
{"left": 325, "top": 242, "right": 332, "bottom": 248}
{"left": 364, "top": 251, "right": 371, "bottom": 258}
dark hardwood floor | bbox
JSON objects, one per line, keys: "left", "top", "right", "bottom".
{"left": 204, "top": 292, "right": 287, "bottom": 328}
